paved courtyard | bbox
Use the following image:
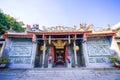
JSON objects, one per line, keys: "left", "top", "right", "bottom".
{"left": 0, "top": 68, "right": 120, "bottom": 80}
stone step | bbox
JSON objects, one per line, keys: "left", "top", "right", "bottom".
{"left": 26, "top": 68, "right": 120, "bottom": 75}
{"left": 28, "top": 67, "right": 118, "bottom": 71}
{"left": 0, "top": 68, "right": 120, "bottom": 80}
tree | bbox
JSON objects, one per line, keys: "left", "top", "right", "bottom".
{"left": 0, "top": 9, "right": 25, "bottom": 34}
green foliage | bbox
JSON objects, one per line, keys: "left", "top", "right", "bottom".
{"left": 0, "top": 9, "right": 25, "bottom": 34}
{"left": 117, "top": 29, "right": 120, "bottom": 32}
{"left": 110, "top": 55, "right": 120, "bottom": 65}
{"left": 0, "top": 56, "right": 10, "bottom": 64}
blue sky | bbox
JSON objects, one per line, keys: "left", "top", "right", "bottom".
{"left": 0, "top": 0, "right": 120, "bottom": 28}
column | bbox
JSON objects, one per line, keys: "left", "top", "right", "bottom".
{"left": 83, "top": 41, "right": 88, "bottom": 67}
{"left": 0, "top": 42, "right": 5, "bottom": 56}
{"left": 66, "top": 46, "right": 71, "bottom": 68}
{"left": 73, "top": 40, "right": 78, "bottom": 68}
{"left": 68, "top": 35, "right": 71, "bottom": 44}
{"left": 49, "top": 35, "right": 51, "bottom": 44}
{"left": 65, "top": 46, "right": 68, "bottom": 60}
{"left": 48, "top": 47, "right": 52, "bottom": 68}
{"left": 51, "top": 47, "right": 54, "bottom": 60}
{"left": 42, "top": 40, "right": 46, "bottom": 68}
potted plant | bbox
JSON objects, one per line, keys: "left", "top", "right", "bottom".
{"left": 109, "top": 55, "right": 120, "bottom": 68}
{"left": 0, "top": 56, "right": 10, "bottom": 69}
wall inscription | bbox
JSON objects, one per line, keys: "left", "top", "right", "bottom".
{"left": 87, "top": 37, "right": 111, "bottom": 63}
{"left": 9, "top": 39, "right": 33, "bottom": 64}
{"left": 9, "top": 46, "right": 32, "bottom": 56}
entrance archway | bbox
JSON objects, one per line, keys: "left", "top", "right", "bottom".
{"left": 54, "top": 48, "right": 65, "bottom": 67}
{"left": 52, "top": 39, "right": 67, "bottom": 67}
{"left": 35, "top": 35, "right": 85, "bottom": 68}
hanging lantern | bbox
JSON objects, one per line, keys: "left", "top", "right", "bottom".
{"left": 40, "top": 46, "right": 44, "bottom": 51}
{"left": 76, "top": 46, "right": 79, "bottom": 52}
{"left": 40, "top": 46, "right": 46, "bottom": 51}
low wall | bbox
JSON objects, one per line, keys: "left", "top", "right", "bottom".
{"left": 84, "top": 37, "right": 112, "bottom": 68}
{"left": 5, "top": 38, "right": 36, "bottom": 68}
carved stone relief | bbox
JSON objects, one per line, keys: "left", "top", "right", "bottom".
{"left": 9, "top": 46, "right": 32, "bottom": 56}
{"left": 87, "top": 37, "right": 111, "bottom": 63}
{"left": 10, "top": 58, "right": 31, "bottom": 64}
{"left": 96, "top": 57, "right": 106, "bottom": 63}
{"left": 89, "top": 57, "right": 110, "bottom": 63}
{"left": 89, "top": 58, "right": 96, "bottom": 63}
{"left": 42, "top": 24, "right": 93, "bottom": 32}
{"left": 9, "top": 39, "right": 33, "bottom": 64}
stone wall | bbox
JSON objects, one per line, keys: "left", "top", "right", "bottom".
{"left": 85, "top": 37, "right": 112, "bottom": 68}
{"left": 5, "top": 38, "right": 36, "bottom": 68}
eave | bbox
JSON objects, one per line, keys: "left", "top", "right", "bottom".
{"left": 28, "top": 30, "right": 92, "bottom": 36}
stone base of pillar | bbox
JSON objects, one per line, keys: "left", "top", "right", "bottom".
{"left": 41, "top": 64, "right": 44, "bottom": 68}
{"left": 75, "top": 64, "right": 78, "bottom": 68}
{"left": 48, "top": 62, "right": 53, "bottom": 68}
{"left": 67, "top": 63, "right": 72, "bottom": 68}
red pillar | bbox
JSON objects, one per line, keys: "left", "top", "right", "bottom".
{"left": 32, "top": 34, "right": 36, "bottom": 42}
{"left": 51, "top": 47, "right": 54, "bottom": 60}
{"left": 65, "top": 46, "right": 68, "bottom": 60}
{"left": 83, "top": 33, "right": 87, "bottom": 41}
{"left": 3, "top": 34, "right": 7, "bottom": 40}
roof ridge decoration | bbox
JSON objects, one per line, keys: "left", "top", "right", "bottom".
{"left": 42, "top": 23, "right": 93, "bottom": 32}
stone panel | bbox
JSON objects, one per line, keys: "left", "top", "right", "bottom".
{"left": 8, "top": 38, "right": 34, "bottom": 68}
{"left": 10, "top": 58, "right": 31, "bottom": 64}
{"left": 9, "top": 46, "right": 32, "bottom": 56}
{"left": 86, "top": 37, "right": 112, "bottom": 67}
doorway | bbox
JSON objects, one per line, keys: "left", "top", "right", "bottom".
{"left": 54, "top": 48, "right": 66, "bottom": 67}
{"left": 52, "top": 39, "right": 67, "bottom": 67}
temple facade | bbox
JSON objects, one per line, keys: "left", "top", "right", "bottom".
{"left": 111, "top": 23, "right": 120, "bottom": 57}
{"left": 2, "top": 24, "right": 117, "bottom": 68}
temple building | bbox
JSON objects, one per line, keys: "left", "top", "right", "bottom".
{"left": 111, "top": 23, "right": 120, "bottom": 57}
{"left": 1, "top": 24, "right": 117, "bottom": 68}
